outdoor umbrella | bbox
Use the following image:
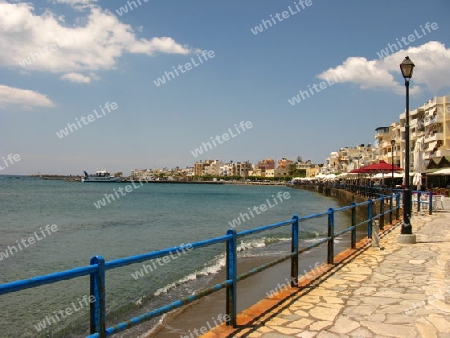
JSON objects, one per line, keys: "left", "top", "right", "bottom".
{"left": 412, "top": 173, "right": 423, "bottom": 190}
{"left": 349, "top": 160, "right": 403, "bottom": 186}
{"left": 349, "top": 160, "right": 403, "bottom": 173}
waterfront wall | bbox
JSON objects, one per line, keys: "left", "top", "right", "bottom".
{"left": 291, "top": 184, "right": 366, "bottom": 206}
{"left": 291, "top": 184, "right": 396, "bottom": 226}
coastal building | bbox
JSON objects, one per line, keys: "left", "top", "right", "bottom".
{"left": 234, "top": 161, "right": 252, "bottom": 177}
{"left": 264, "top": 167, "right": 290, "bottom": 178}
{"left": 194, "top": 160, "right": 214, "bottom": 176}
{"left": 256, "top": 158, "right": 275, "bottom": 170}
{"left": 374, "top": 95, "right": 450, "bottom": 174}
{"left": 219, "top": 162, "right": 235, "bottom": 176}
{"left": 277, "top": 157, "right": 293, "bottom": 169}
{"left": 411, "top": 96, "right": 450, "bottom": 167}
{"left": 203, "top": 160, "right": 224, "bottom": 176}
{"left": 296, "top": 160, "right": 321, "bottom": 177}
{"left": 131, "top": 169, "right": 155, "bottom": 181}
{"left": 248, "top": 168, "right": 266, "bottom": 178}
{"left": 322, "top": 145, "right": 375, "bottom": 173}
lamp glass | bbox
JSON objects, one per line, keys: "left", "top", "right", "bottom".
{"left": 400, "top": 56, "right": 415, "bottom": 79}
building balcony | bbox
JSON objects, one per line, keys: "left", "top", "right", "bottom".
{"left": 375, "top": 127, "right": 390, "bottom": 139}
{"left": 434, "top": 149, "right": 450, "bottom": 157}
{"left": 425, "top": 132, "right": 444, "bottom": 143}
{"left": 424, "top": 115, "right": 443, "bottom": 126}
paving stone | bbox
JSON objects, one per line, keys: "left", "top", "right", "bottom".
{"left": 348, "top": 326, "right": 373, "bottom": 337}
{"left": 365, "top": 313, "right": 386, "bottom": 323}
{"left": 429, "top": 300, "right": 450, "bottom": 313}
{"left": 315, "top": 332, "right": 341, "bottom": 338}
{"left": 309, "top": 320, "right": 332, "bottom": 331}
{"left": 266, "top": 318, "right": 289, "bottom": 326}
{"left": 261, "top": 333, "right": 295, "bottom": 338}
{"left": 309, "top": 306, "right": 341, "bottom": 321}
{"left": 201, "top": 212, "right": 450, "bottom": 338}
{"left": 415, "top": 322, "right": 438, "bottom": 338}
{"left": 360, "top": 321, "right": 416, "bottom": 337}
{"left": 286, "top": 318, "right": 313, "bottom": 329}
{"left": 343, "top": 305, "right": 377, "bottom": 316}
{"left": 281, "top": 314, "right": 300, "bottom": 321}
{"left": 328, "top": 316, "right": 360, "bottom": 334}
{"left": 268, "top": 326, "right": 300, "bottom": 335}
{"left": 295, "top": 331, "right": 317, "bottom": 338}
{"left": 361, "top": 297, "right": 400, "bottom": 306}
{"left": 427, "top": 315, "right": 450, "bottom": 333}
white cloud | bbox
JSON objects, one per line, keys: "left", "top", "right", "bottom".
{"left": 52, "top": 0, "right": 97, "bottom": 4}
{"left": 317, "top": 41, "right": 450, "bottom": 95}
{"left": 0, "top": 85, "right": 55, "bottom": 109}
{"left": 51, "top": 0, "right": 98, "bottom": 10}
{"left": 60, "top": 72, "right": 91, "bottom": 83}
{"left": 0, "top": 2, "right": 196, "bottom": 81}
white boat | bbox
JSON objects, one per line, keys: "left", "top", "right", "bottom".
{"left": 82, "top": 170, "right": 121, "bottom": 182}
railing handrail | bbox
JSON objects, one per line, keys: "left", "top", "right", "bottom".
{"left": 0, "top": 191, "right": 402, "bottom": 338}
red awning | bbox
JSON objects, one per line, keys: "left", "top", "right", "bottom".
{"left": 349, "top": 160, "right": 403, "bottom": 174}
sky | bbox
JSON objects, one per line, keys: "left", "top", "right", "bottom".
{"left": 1, "top": 0, "right": 450, "bottom": 175}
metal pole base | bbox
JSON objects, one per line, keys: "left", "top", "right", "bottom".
{"left": 398, "top": 234, "right": 416, "bottom": 244}
{"left": 372, "top": 220, "right": 381, "bottom": 250}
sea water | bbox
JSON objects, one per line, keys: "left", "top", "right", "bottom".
{"left": 0, "top": 176, "right": 353, "bottom": 337}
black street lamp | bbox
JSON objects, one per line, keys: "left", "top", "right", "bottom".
{"left": 391, "top": 139, "right": 396, "bottom": 189}
{"left": 399, "top": 56, "right": 416, "bottom": 243}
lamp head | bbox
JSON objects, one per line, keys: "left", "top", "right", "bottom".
{"left": 400, "top": 56, "right": 415, "bottom": 79}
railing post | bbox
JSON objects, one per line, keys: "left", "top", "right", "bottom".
{"left": 291, "top": 215, "right": 299, "bottom": 287}
{"left": 389, "top": 194, "right": 393, "bottom": 224}
{"left": 379, "top": 196, "right": 384, "bottom": 230}
{"left": 351, "top": 202, "right": 356, "bottom": 249}
{"left": 226, "top": 229, "right": 237, "bottom": 327}
{"left": 368, "top": 199, "right": 373, "bottom": 239}
{"left": 429, "top": 191, "right": 433, "bottom": 215}
{"left": 90, "top": 256, "right": 106, "bottom": 338}
{"left": 327, "top": 208, "right": 334, "bottom": 264}
{"left": 417, "top": 192, "right": 421, "bottom": 212}
{"left": 396, "top": 193, "right": 400, "bottom": 220}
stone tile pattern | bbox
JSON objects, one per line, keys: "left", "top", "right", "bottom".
{"left": 201, "top": 203, "right": 450, "bottom": 338}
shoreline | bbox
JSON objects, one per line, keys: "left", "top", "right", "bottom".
{"left": 144, "top": 227, "right": 369, "bottom": 338}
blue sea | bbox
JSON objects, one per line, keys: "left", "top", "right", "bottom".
{"left": 0, "top": 176, "right": 354, "bottom": 337}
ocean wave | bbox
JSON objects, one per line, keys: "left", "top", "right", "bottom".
{"left": 153, "top": 254, "right": 226, "bottom": 296}
{"left": 153, "top": 235, "right": 291, "bottom": 297}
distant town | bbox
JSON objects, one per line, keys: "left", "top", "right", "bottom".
{"left": 33, "top": 95, "right": 449, "bottom": 183}
{"left": 131, "top": 95, "right": 450, "bottom": 182}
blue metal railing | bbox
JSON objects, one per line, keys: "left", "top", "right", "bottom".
{"left": 0, "top": 193, "right": 401, "bottom": 337}
{"left": 333, "top": 184, "right": 434, "bottom": 215}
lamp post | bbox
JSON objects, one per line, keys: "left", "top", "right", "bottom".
{"left": 399, "top": 56, "right": 416, "bottom": 243}
{"left": 391, "top": 139, "right": 396, "bottom": 189}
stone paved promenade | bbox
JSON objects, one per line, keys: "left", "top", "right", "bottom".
{"left": 203, "top": 202, "right": 450, "bottom": 338}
